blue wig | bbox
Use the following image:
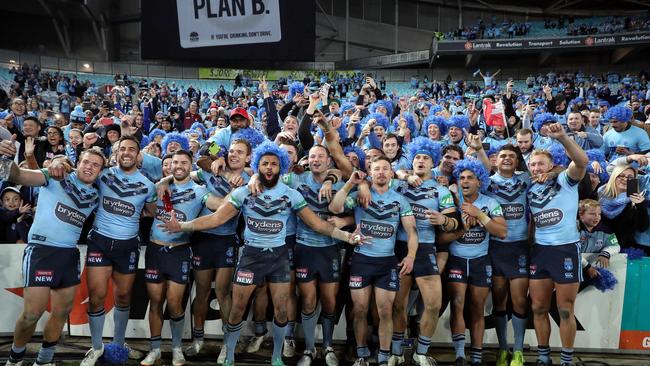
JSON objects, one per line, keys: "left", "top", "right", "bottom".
{"left": 586, "top": 149, "right": 609, "bottom": 182}
{"left": 251, "top": 140, "right": 291, "bottom": 175}
{"left": 362, "top": 112, "right": 390, "bottom": 131}
{"left": 344, "top": 145, "right": 367, "bottom": 172}
{"left": 406, "top": 137, "right": 442, "bottom": 166}
{"left": 533, "top": 112, "right": 557, "bottom": 132}
{"left": 453, "top": 159, "right": 490, "bottom": 192}
{"left": 369, "top": 100, "right": 394, "bottom": 117}
{"left": 430, "top": 105, "right": 444, "bottom": 115}
{"left": 604, "top": 105, "right": 633, "bottom": 123}
{"left": 548, "top": 143, "right": 570, "bottom": 167}
{"left": 288, "top": 82, "right": 305, "bottom": 100}
{"left": 445, "top": 115, "right": 470, "bottom": 133}
{"left": 139, "top": 135, "right": 150, "bottom": 149}
{"left": 391, "top": 113, "right": 418, "bottom": 136}
{"left": 161, "top": 132, "right": 190, "bottom": 153}
{"left": 258, "top": 107, "right": 267, "bottom": 118}
{"left": 148, "top": 128, "right": 167, "bottom": 141}
{"left": 206, "top": 126, "right": 217, "bottom": 137}
{"left": 248, "top": 106, "right": 258, "bottom": 115}
{"left": 190, "top": 122, "right": 207, "bottom": 137}
{"left": 422, "top": 115, "right": 448, "bottom": 136}
{"left": 232, "top": 127, "right": 267, "bottom": 149}
{"left": 340, "top": 102, "right": 356, "bottom": 115}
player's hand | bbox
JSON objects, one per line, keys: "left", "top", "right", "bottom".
{"left": 158, "top": 211, "right": 181, "bottom": 233}
{"left": 319, "top": 180, "right": 333, "bottom": 202}
{"left": 210, "top": 157, "right": 226, "bottom": 176}
{"left": 436, "top": 176, "right": 450, "bottom": 187}
{"left": 247, "top": 174, "right": 264, "bottom": 196}
{"left": 228, "top": 173, "right": 245, "bottom": 188}
{"left": 399, "top": 256, "right": 414, "bottom": 276}
{"left": 47, "top": 159, "right": 73, "bottom": 180}
{"left": 460, "top": 202, "right": 480, "bottom": 218}
{"left": 531, "top": 170, "right": 559, "bottom": 183}
{"left": 348, "top": 170, "right": 367, "bottom": 185}
{"left": 426, "top": 210, "right": 446, "bottom": 226}
{"left": 587, "top": 266, "right": 600, "bottom": 279}
{"left": 156, "top": 181, "right": 172, "bottom": 203}
{"left": 407, "top": 174, "right": 423, "bottom": 187}
{"left": 545, "top": 123, "right": 567, "bottom": 140}
{"left": 596, "top": 256, "right": 610, "bottom": 269}
{"left": 0, "top": 135, "right": 17, "bottom": 156}
{"left": 628, "top": 154, "right": 648, "bottom": 166}
{"left": 327, "top": 216, "right": 347, "bottom": 229}
{"left": 348, "top": 224, "right": 370, "bottom": 245}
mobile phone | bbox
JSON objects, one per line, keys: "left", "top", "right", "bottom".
{"left": 100, "top": 117, "right": 113, "bottom": 126}
{"left": 208, "top": 142, "right": 221, "bottom": 156}
{"left": 627, "top": 177, "right": 639, "bottom": 196}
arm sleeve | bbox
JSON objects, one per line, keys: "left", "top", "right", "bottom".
{"left": 264, "top": 96, "right": 281, "bottom": 140}
{"left": 278, "top": 101, "right": 296, "bottom": 122}
{"left": 298, "top": 113, "right": 315, "bottom": 151}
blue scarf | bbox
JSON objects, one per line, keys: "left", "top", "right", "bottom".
{"left": 599, "top": 188, "right": 630, "bottom": 219}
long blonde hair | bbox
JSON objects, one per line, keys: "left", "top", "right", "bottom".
{"left": 601, "top": 164, "right": 635, "bottom": 199}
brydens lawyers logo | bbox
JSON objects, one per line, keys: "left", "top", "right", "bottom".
{"left": 189, "top": 31, "right": 199, "bottom": 42}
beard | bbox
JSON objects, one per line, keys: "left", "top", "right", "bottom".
{"left": 259, "top": 172, "right": 280, "bottom": 188}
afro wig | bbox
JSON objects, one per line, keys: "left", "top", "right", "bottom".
{"left": 340, "top": 102, "right": 356, "bottom": 115}
{"left": 391, "top": 113, "right": 418, "bottom": 136}
{"left": 362, "top": 112, "right": 390, "bottom": 131}
{"left": 251, "top": 140, "right": 292, "bottom": 175}
{"left": 548, "top": 143, "right": 570, "bottom": 168}
{"left": 533, "top": 112, "right": 557, "bottom": 132}
{"left": 406, "top": 136, "right": 442, "bottom": 166}
{"left": 422, "top": 115, "right": 448, "bottom": 136}
{"left": 232, "top": 127, "right": 267, "bottom": 149}
{"left": 604, "top": 105, "right": 633, "bottom": 123}
{"left": 344, "top": 145, "right": 367, "bottom": 172}
{"left": 288, "top": 82, "right": 305, "bottom": 100}
{"left": 190, "top": 122, "right": 207, "bottom": 137}
{"left": 445, "top": 115, "right": 470, "bottom": 133}
{"left": 586, "top": 149, "right": 610, "bottom": 183}
{"left": 161, "top": 132, "right": 190, "bottom": 153}
{"left": 369, "top": 100, "right": 394, "bottom": 117}
{"left": 453, "top": 158, "right": 490, "bottom": 192}
{"left": 148, "top": 128, "right": 167, "bottom": 142}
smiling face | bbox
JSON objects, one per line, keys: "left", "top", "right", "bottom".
{"left": 308, "top": 145, "right": 330, "bottom": 175}
{"left": 497, "top": 149, "right": 518, "bottom": 175}
{"left": 171, "top": 153, "right": 192, "bottom": 181}
{"left": 228, "top": 141, "right": 251, "bottom": 170}
{"left": 528, "top": 152, "right": 553, "bottom": 176}
{"left": 2, "top": 191, "right": 21, "bottom": 211}
{"left": 117, "top": 138, "right": 139, "bottom": 172}
{"left": 77, "top": 152, "right": 105, "bottom": 184}
{"left": 382, "top": 136, "right": 399, "bottom": 160}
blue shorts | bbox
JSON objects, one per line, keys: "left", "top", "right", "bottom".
{"left": 446, "top": 254, "right": 492, "bottom": 287}
{"left": 23, "top": 244, "right": 81, "bottom": 289}
{"left": 530, "top": 242, "right": 582, "bottom": 284}
{"left": 395, "top": 241, "right": 440, "bottom": 278}
{"left": 86, "top": 230, "right": 140, "bottom": 274}
{"left": 191, "top": 232, "right": 237, "bottom": 270}
{"left": 285, "top": 234, "right": 296, "bottom": 271}
{"left": 349, "top": 253, "right": 400, "bottom": 292}
{"left": 234, "top": 245, "right": 291, "bottom": 286}
{"left": 294, "top": 244, "right": 341, "bottom": 283}
{"left": 489, "top": 240, "right": 530, "bottom": 279}
{"left": 144, "top": 243, "right": 192, "bottom": 284}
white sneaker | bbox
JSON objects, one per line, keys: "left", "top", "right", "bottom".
{"left": 245, "top": 334, "right": 267, "bottom": 353}
{"left": 282, "top": 338, "right": 296, "bottom": 357}
{"left": 297, "top": 350, "right": 316, "bottom": 366}
{"left": 172, "top": 347, "right": 186, "bottom": 366}
{"left": 80, "top": 345, "right": 104, "bottom": 366}
{"left": 388, "top": 354, "right": 406, "bottom": 366}
{"left": 352, "top": 358, "right": 368, "bottom": 366}
{"left": 217, "top": 345, "right": 227, "bottom": 364}
{"left": 5, "top": 361, "right": 23, "bottom": 366}
{"left": 413, "top": 353, "right": 438, "bottom": 366}
{"left": 125, "top": 343, "right": 144, "bottom": 360}
{"left": 184, "top": 339, "right": 203, "bottom": 357}
{"left": 140, "top": 348, "right": 161, "bottom": 366}
{"left": 324, "top": 346, "right": 338, "bottom": 366}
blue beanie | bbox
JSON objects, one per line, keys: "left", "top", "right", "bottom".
{"left": 70, "top": 105, "right": 86, "bottom": 123}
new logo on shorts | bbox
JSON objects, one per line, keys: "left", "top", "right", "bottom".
{"left": 87, "top": 251, "right": 103, "bottom": 263}
{"left": 192, "top": 255, "right": 202, "bottom": 266}
{"left": 449, "top": 269, "right": 463, "bottom": 279}
{"left": 485, "top": 265, "right": 493, "bottom": 278}
{"left": 35, "top": 270, "right": 54, "bottom": 282}
{"left": 129, "top": 251, "right": 137, "bottom": 264}
{"left": 236, "top": 270, "right": 254, "bottom": 284}
{"left": 349, "top": 275, "right": 363, "bottom": 288}
{"left": 181, "top": 261, "right": 189, "bottom": 274}
{"left": 145, "top": 269, "right": 159, "bottom": 280}
{"left": 296, "top": 268, "right": 308, "bottom": 279}
{"left": 529, "top": 264, "right": 537, "bottom": 275}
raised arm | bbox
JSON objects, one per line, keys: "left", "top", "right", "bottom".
{"left": 9, "top": 162, "right": 48, "bottom": 187}
{"left": 329, "top": 171, "right": 364, "bottom": 214}
{"left": 546, "top": 123, "right": 588, "bottom": 182}
{"left": 160, "top": 199, "right": 239, "bottom": 233}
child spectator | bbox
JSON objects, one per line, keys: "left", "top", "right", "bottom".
{"left": 578, "top": 199, "right": 621, "bottom": 280}
{"left": 0, "top": 187, "right": 32, "bottom": 243}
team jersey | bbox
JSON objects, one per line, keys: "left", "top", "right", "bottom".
{"left": 285, "top": 172, "right": 344, "bottom": 248}
{"left": 392, "top": 155, "right": 412, "bottom": 171}
{"left": 527, "top": 171, "right": 580, "bottom": 246}
{"left": 450, "top": 193, "right": 503, "bottom": 259}
{"left": 579, "top": 223, "right": 619, "bottom": 254}
{"left": 394, "top": 179, "right": 455, "bottom": 244}
{"left": 93, "top": 167, "right": 156, "bottom": 240}
{"left": 28, "top": 171, "right": 100, "bottom": 248}
{"left": 486, "top": 172, "right": 531, "bottom": 242}
{"left": 140, "top": 153, "right": 162, "bottom": 183}
{"left": 603, "top": 125, "right": 650, "bottom": 160}
{"left": 207, "top": 125, "right": 233, "bottom": 149}
{"left": 150, "top": 180, "right": 209, "bottom": 245}
{"left": 196, "top": 169, "right": 250, "bottom": 236}
{"left": 229, "top": 182, "right": 307, "bottom": 248}
{"left": 345, "top": 188, "right": 413, "bottom": 257}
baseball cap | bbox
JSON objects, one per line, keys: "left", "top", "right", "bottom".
{"left": 1, "top": 186, "right": 20, "bottom": 200}
{"left": 230, "top": 107, "right": 250, "bottom": 120}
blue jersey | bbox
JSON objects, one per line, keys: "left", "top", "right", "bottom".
{"left": 286, "top": 172, "right": 344, "bottom": 248}
{"left": 395, "top": 179, "right": 455, "bottom": 245}
{"left": 450, "top": 193, "right": 503, "bottom": 259}
{"left": 207, "top": 125, "right": 233, "bottom": 148}
{"left": 281, "top": 172, "right": 299, "bottom": 236}
{"left": 603, "top": 125, "right": 650, "bottom": 160}
{"left": 150, "top": 180, "right": 209, "bottom": 245}
{"left": 93, "top": 167, "right": 156, "bottom": 240}
{"left": 140, "top": 153, "right": 162, "bottom": 183}
{"left": 345, "top": 188, "right": 413, "bottom": 257}
{"left": 28, "top": 171, "right": 99, "bottom": 248}
{"left": 527, "top": 171, "right": 580, "bottom": 246}
{"left": 634, "top": 174, "right": 650, "bottom": 245}
{"left": 486, "top": 172, "right": 531, "bottom": 242}
{"left": 229, "top": 182, "right": 307, "bottom": 248}
{"left": 392, "top": 155, "right": 412, "bottom": 171}
{"left": 196, "top": 169, "right": 250, "bottom": 236}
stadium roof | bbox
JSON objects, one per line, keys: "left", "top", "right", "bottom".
{"left": 414, "top": 0, "right": 650, "bottom": 16}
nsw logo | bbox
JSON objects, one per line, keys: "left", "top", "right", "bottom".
{"left": 296, "top": 268, "right": 308, "bottom": 279}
